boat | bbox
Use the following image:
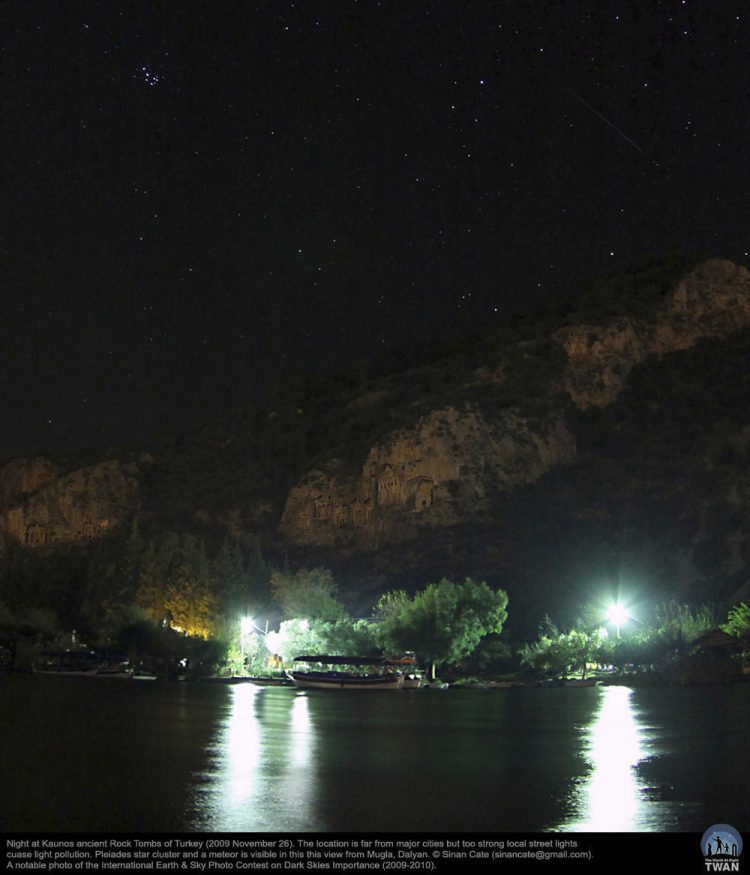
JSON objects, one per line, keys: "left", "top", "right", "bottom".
{"left": 34, "top": 650, "right": 143, "bottom": 680}
{"left": 198, "top": 675, "right": 250, "bottom": 684}
{"left": 95, "top": 666, "right": 135, "bottom": 680}
{"left": 563, "top": 678, "right": 601, "bottom": 688}
{"left": 385, "top": 655, "right": 423, "bottom": 688}
{"left": 423, "top": 680, "right": 449, "bottom": 690}
{"left": 34, "top": 665, "right": 100, "bottom": 678}
{"left": 197, "top": 674, "right": 293, "bottom": 686}
{"left": 246, "top": 676, "right": 294, "bottom": 687}
{"left": 35, "top": 663, "right": 136, "bottom": 680}
{"left": 33, "top": 650, "right": 105, "bottom": 678}
{"left": 401, "top": 674, "right": 424, "bottom": 689}
{"left": 288, "top": 655, "right": 406, "bottom": 690}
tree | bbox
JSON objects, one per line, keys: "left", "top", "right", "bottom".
{"left": 562, "top": 628, "right": 603, "bottom": 680}
{"left": 266, "top": 618, "right": 329, "bottom": 663}
{"left": 375, "top": 578, "right": 508, "bottom": 679}
{"left": 519, "top": 617, "right": 607, "bottom": 680}
{"left": 247, "top": 540, "right": 272, "bottom": 613}
{"left": 117, "top": 615, "right": 165, "bottom": 665}
{"left": 214, "top": 537, "right": 251, "bottom": 617}
{"left": 116, "top": 616, "right": 193, "bottom": 677}
{"left": 518, "top": 618, "right": 565, "bottom": 678}
{"left": 163, "top": 535, "right": 218, "bottom": 638}
{"left": 135, "top": 535, "right": 178, "bottom": 623}
{"left": 265, "top": 616, "right": 380, "bottom": 664}
{"left": 721, "top": 602, "right": 750, "bottom": 638}
{"left": 327, "top": 618, "right": 380, "bottom": 656}
{"left": 120, "top": 518, "right": 144, "bottom": 593}
{"left": 93, "top": 519, "right": 145, "bottom": 640}
{"left": 465, "top": 634, "right": 513, "bottom": 676}
{"left": 653, "top": 600, "right": 718, "bottom": 653}
{"left": 135, "top": 533, "right": 219, "bottom": 638}
{"left": 374, "top": 590, "right": 410, "bottom": 619}
{"left": 271, "top": 566, "right": 347, "bottom": 622}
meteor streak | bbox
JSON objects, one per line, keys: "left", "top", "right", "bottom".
{"left": 567, "top": 88, "right": 645, "bottom": 155}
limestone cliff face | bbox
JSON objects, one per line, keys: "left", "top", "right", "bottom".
{"left": 1, "top": 460, "right": 139, "bottom": 548}
{"left": 280, "top": 405, "right": 575, "bottom": 548}
{"left": 279, "top": 259, "right": 750, "bottom": 551}
{"left": 0, "top": 458, "right": 59, "bottom": 510}
{"left": 555, "top": 259, "right": 750, "bottom": 408}
{"left": 3, "top": 258, "right": 747, "bottom": 559}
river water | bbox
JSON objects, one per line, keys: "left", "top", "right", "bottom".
{"left": 1, "top": 675, "right": 748, "bottom": 833}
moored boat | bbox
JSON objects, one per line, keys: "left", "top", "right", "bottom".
{"left": 34, "top": 650, "right": 105, "bottom": 678}
{"left": 95, "top": 666, "right": 135, "bottom": 680}
{"left": 386, "top": 655, "right": 423, "bottom": 688}
{"left": 288, "top": 655, "right": 406, "bottom": 690}
{"left": 34, "top": 665, "right": 100, "bottom": 678}
{"left": 401, "top": 674, "right": 424, "bottom": 689}
{"left": 423, "top": 680, "right": 449, "bottom": 690}
{"left": 247, "top": 676, "right": 294, "bottom": 687}
{"left": 34, "top": 650, "right": 138, "bottom": 679}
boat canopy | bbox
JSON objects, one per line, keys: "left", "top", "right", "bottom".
{"left": 293, "top": 655, "right": 389, "bottom": 666}
{"left": 292, "top": 654, "right": 417, "bottom": 666}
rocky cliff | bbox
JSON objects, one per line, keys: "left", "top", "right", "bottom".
{"left": 1, "top": 257, "right": 748, "bottom": 563}
{"left": 554, "top": 259, "right": 750, "bottom": 408}
{"left": 0, "top": 460, "right": 139, "bottom": 549}
{"left": 280, "top": 405, "right": 576, "bottom": 548}
{"left": 1, "top": 255, "right": 750, "bottom": 635}
{"left": 279, "top": 259, "right": 750, "bottom": 549}
{"left": 0, "top": 457, "right": 59, "bottom": 509}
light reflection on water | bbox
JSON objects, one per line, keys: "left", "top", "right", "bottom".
{"left": 557, "top": 686, "right": 664, "bottom": 832}
{"left": 3, "top": 674, "right": 745, "bottom": 832}
{"left": 220, "top": 686, "right": 260, "bottom": 809}
{"left": 186, "top": 683, "right": 728, "bottom": 833}
{"left": 193, "top": 686, "right": 321, "bottom": 832}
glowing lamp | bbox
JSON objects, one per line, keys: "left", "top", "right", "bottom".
{"left": 606, "top": 603, "right": 630, "bottom": 639}
{"left": 606, "top": 603, "right": 630, "bottom": 627}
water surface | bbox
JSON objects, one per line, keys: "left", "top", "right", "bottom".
{"left": 1, "top": 675, "right": 747, "bottom": 832}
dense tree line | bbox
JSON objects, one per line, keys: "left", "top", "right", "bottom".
{"left": 519, "top": 600, "right": 748, "bottom": 684}
{"left": 1, "top": 514, "right": 747, "bottom": 682}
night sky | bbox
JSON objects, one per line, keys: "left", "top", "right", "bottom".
{"left": 2, "top": 1, "right": 749, "bottom": 460}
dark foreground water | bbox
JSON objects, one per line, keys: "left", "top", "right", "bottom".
{"left": 1, "top": 675, "right": 748, "bottom": 833}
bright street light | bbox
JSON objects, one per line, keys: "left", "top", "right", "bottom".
{"left": 606, "top": 603, "right": 630, "bottom": 637}
{"left": 239, "top": 617, "right": 268, "bottom": 675}
{"left": 241, "top": 616, "right": 268, "bottom": 636}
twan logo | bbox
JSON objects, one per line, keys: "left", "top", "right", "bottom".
{"left": 701, "top": 824, "right": 743, "bottom": 873}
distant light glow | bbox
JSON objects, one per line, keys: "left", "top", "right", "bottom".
{"left": 169, "top": 622, "right": 210, "bottom": 639}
